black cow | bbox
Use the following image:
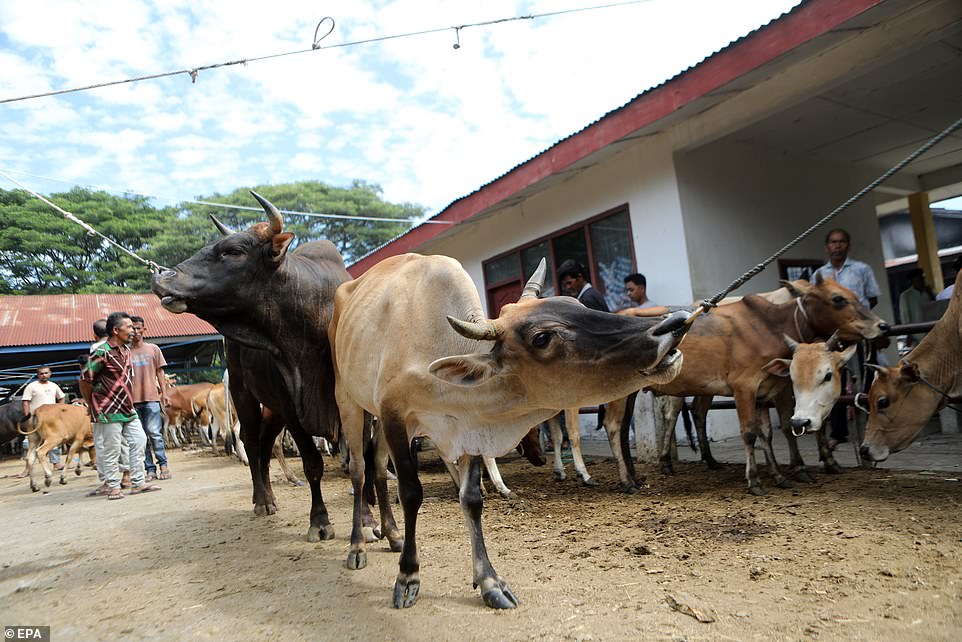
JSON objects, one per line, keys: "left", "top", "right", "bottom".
{"left": 151, "top": 192, "right": 351, "bottom": 542}
{"left": 1, "top": 397, "right": 27, "bottom": 451}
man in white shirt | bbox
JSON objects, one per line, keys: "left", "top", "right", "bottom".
{"left": 16, "top": 366, "right": 66, "bottom": 477}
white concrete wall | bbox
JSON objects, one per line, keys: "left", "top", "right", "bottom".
{"left": 421, "top": 135, "right": 694, "bottom": 315}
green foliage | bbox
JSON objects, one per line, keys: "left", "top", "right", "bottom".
{"left": 0, "top": 181, "right": 425, "bottom": 294}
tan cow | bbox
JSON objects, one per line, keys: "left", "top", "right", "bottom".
{"left": 862, "top": 270, "right": 961, "bottom": 462}
{"left": 329, "top": 254, "right": 689, "bottom": 609}
{"left": 162, "top": 382, "right": 215, "bottom": 447}
{"left": 594, "top": 274, "right": 888, "bottom": 495}
{"left": 18, "top": 404, "right": 95, "bottom": 493}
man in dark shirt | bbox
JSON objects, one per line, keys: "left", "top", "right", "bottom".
{"left": 80, "top": 312, "right": 161, "bottom": 500}
{"left": 558, "top": 259, "right": 609, "bottom": 312}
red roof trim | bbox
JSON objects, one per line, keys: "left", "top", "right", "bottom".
{"left": 348, "top": 0, "right": 883, "bottom": 277}
{"left": 0, "top": 294, "right": 217, "bottom": 347}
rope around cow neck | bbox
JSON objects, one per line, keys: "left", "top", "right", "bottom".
{"left": 689, "top": 114, "right": 962, "bottom": 321}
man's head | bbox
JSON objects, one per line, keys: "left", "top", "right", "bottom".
{"left": 130, "top": 315, "right": 146, "bottom": 346}
{"left": 92, "top": 318, "right": 108, "bottom": 340}
{"left": 906, "top": 267, "right": 926, "bottom": 290}
{"left": 36, "top": 366, "right": 51, "bottom": 382}
{"left": 624, "top": 273, "right": 647, "bottom": 304}
{"left": 824, "top": 228, "right": 851, "bottom": 265}
{"left": 106, "top": 312, "right": 133, "bottom": 346}
{"left": 557, "top": 259, "right": 587, "bottom": 297}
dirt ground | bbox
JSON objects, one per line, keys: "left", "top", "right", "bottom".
{"left": 1, "top": 446, "right": 959, "bottom": 642}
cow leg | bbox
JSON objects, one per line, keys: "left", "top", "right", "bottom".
{"left": 291, "top": 428, "right": 331, "bottom": 541}
{"left": 62, "top": 438, "right": 83, "bottom": 485}
{"left": 35, "top": 438, "right": 55, "bottom": 491}
{"left": 370, "top": 422, "right": 403, "bottom": 551}
{"left": 482, "top": 457, "right": 513, "bottom": 498}
{"left": 547, "top": 413, "right": 567, "bottom": 481}
{"left": 690, "top": 396, "right": 721, "bottom": 469}
{"left": 601, "top": 395, "right": 641, "bottom": 493}
{"left": 233, "top": 389, "right": 274, "bottom": 515}
{"left": 656, "top": 395, "right": 684, "bottom": 475}
{"left": 816, "top": 429, "right": 844, "bottom": 474}
{"left": 458, "top": 455, "right": 518, "bottom": 609}
{"left": 734, "top": 392, "right": 765, "bottom": 495}
{"left": 564, "top": 409, "right": 596, "bottom": 487}
{"left": 343, "top": 401, "right": 371, "bottom": 569}
{"left": 25, "top": 433, "right": 41, "bottom": 492}
{"left": 273, "top": 434, "right": 303, "bottom": 486}
{"left": 382, "top": 415, "right": 423, "bottom": 608}
{"left": 756, "top": 408, "right": 792, "bottom": 489}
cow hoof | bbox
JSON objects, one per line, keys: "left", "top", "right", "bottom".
{"left": 372, "top": 525, "right": 383, "bottom": 540}
{"left": 481, "top": 579, "right": 519, "bottom": 609}
{"left": 553, "top": 470, "right": 566, "bottom": 482}
{"left": 254, "top": 502, "right": 277, "bottom": 516}
{"left": 706, "top": 460, "right": 723, "bottom": 470}
{"left": 59, "top": 478, "right": 68, "bottom": 485}
{"left": 794, "top": 470, "right": 816, "bottom": 484}
{"left": 393, "top": 577, "right": 420, "bottom": 608}
{"left": 621, "top": 483, "right": 641, "bottom": 495}
{"left": 306, "top": 527, "right": 322, "bottom": 543}
{"left": 346, "top": 550, "right": 367, "bottom": 570}
{"left": 290, "top": 479, "right": 305, "bottom": 487}
{"left": 748, "top": 485, "right": 766, "bottom": 496}
{"left": 581, "top": 477, "right": 599, "bottom": 487}
{"left": 823, "top": 462, "right": 844, "bottom": 475}
{"left": 659, "top": 464, "right": 674, "bottom": 476}
{"left": 75, "top": 468, "right": 82, "bottom": 476}
{"left": 362, "top": 526, "right": 378, "bottom": 543}
{"left": 501, "top": 490, "right": 517, "bottom": 500}
{"left": 30, "top": 484, "right": 40, "bottom": 493}
{"left": 633, "top": 473, "right": 647, "bottom": 484}
{"left": 776, "top": 478, "right": 793, "bottom": 489}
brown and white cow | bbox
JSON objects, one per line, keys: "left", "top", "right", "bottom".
{"left": 595, "top": 274, "right": 887, "bottom": 495}
{"left": 862, "top": 270, "right": 961, "bottom": 462}
{"left": 329, "top": 253, "right": 689, "bottom": 609}
{"left": 163, "top": 382, "right": 215, "bottom": 447}
{"left": 18, "top": 404, "right": 95, "bottom": 492}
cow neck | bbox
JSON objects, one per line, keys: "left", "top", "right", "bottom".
{"left": 791, "top": 297, "right": 813, "bottom": 343}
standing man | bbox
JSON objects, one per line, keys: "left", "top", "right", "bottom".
{"left": 897, "top": 267, "right": 934, "bottom": 354}
{"left": 79, "top": 312, "right": 161, "bottom": 500}
{"left": 15, "top": 366, "right": 66, "bottom": 478}
{"left": 624, "top": 273, "right": 657, "bottom": 309}
{"left": 814, "top": 228, "right": 883, "bottom": 451}
{"left": 558, "top": 259, "right": 610, "bottom": 312}
{"left": 129, "top": 316, "right": 171, "bottom": 481}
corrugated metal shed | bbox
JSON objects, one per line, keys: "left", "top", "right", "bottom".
{"left": 0, "top": 294, "right": 217, "bottom": 348}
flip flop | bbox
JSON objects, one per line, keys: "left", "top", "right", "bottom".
{"left": 86, "top": 484, "right": 109, "bottom": 497}
{"left": 107, "top": 489, "right": 124, "bottom": 500}
{"left": 13, "top": 471, "right": 29, "bottom": 479}
{"left": 130, "top": 484, "right": 162, "bottom": 495}
{"left": 158, "top": 470, "right": 172, "bottom": 480}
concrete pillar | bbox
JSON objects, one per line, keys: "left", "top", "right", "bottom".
{"left": 908, "top": 192, "right": 944, "bottom": 289}
{"left": 940, "top": 407, "right": 960, "bottom": 435}
{"left": 633, "top": 391, "right": 661, "bottom": 463}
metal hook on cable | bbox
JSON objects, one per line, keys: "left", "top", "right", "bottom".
{"left": 452, "top": 27, "right": 461, "bottom": 50}
{"left": 313, "top": 17, "right": 335, "bottom": 49}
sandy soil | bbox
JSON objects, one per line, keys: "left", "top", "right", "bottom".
{"left": 1, "top": 447, "right": 959, "bottom": 641}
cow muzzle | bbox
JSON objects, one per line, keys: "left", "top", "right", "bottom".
{"left": 789, "top": 416, "right": 815, "bottom": 437}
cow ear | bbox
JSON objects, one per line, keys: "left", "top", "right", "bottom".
{"left": 898, "top": 361, "right": 920, "bottom": 382}
{"left": 271, "top": 233, "right": 294, "bottom": 264}
{"left": 428, "top": 353, "right": 502, "bottom": 386}
{"left": 780, "top": 279, "right": 809, "bottom": 299}
{"left": 762, "top": 358, "right": 791, "bottom": 377}
{"left": 838, "top": 344, "right": 858, "bottom": 364}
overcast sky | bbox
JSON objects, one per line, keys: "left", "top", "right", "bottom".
{"left": 0, "top": 0, "right": 820, "bottom": 221}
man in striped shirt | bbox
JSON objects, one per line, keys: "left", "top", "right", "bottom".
{"left": 80, "top": 312, "right": 161, "bottom": 500}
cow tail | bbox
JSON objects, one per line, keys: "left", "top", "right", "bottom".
{"left": 17, "top": 414, "right": 40, "bottom": 435}
{"left": 680, "top": 401, "right": 697, "bottom": 453}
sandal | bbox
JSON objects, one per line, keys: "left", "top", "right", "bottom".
{"left": 107, "top": 488, "right": 125, "bottom": 500}
{"left": 130, "top": 484, "right": 162, "bottom": 495}
{"left": 145, "top": 472, "right": 157, "bottom": 482}
{"left": 13, "top": 471, "right": 29, "bottom": 479}
{"left": 158, "top": 468, "right": 172, "bottom": 480}
{"left": 86, "top": 484, "right": 110, "bottom": 497}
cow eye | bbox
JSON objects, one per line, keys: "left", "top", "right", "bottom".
{"left": 221, "top": 247, "right": 244, "bottom": 258}
{"left": 831, "top": 294, "right": 846, "bottom": 307}
{"left": 823, "top": 372, "right": 833, "bottom": 383}
{"left": 877, "top": 396, "right": 890, "bottom": 410}
{"left": 531, "top": 332, "right": 552, "bottom": 348}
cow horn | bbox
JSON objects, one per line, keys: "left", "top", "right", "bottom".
{"left": 209, "top": 214, "right": 233, "bottom": 237}
{"left": 446, "top": 316, "right": 499, "bottom": 341}
{"left": 825, "top": 331, "right": 841, "bottom": 351}
{"left": 520, "top": 258, "right": 547, "bottom": 300}
{"left": 782, "top": 334, "right": 800, "bottom": 353}
{"left": 250, "top": 190, "right": 283, "bottom": 235}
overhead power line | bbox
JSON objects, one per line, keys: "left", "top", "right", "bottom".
{"left": 0, "top": 1, "right": 653, "bottom": 105}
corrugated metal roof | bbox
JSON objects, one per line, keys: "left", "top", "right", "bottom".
{"left": 0, "top": 294, "right": 217, "bottom": 348}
